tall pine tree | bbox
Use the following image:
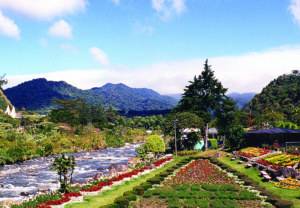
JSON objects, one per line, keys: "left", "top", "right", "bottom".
{"left": 176, "top": 59, "right": 228, "bottom": 122}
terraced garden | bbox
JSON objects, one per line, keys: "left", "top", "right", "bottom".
{"left": 132, "top": 159, "right": 271, "bottom": 208}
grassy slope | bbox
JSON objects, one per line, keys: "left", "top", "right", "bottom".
{"left": 218, "top": 155, "right": 300, "bottom": 208}
{"left": 65, "top": 158, "right": 181, "bottom": 208}
{"left": 0, "top": 89, "right": 12, "bottom": 111}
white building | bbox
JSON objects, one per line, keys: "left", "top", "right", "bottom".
{"left": 4, "top": 105, "right": 21, "bottom": 119}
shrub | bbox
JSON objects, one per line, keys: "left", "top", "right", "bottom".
{"left": 114, "top": 196, "right": 129, "bottom": 208}
{"left": 145, "top": 135, "right": 165, "bottom": 156}
{"left": 133, "top": 186, "right": 144, "bottom": 195}
{"left": 140, "top": 182, "right": 152, "bottom": 189}
{"left": 209, "top": 139, "right": 218, "bottom": 149}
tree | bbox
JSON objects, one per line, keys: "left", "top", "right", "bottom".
{"left": 0, "top": 74, "right": 7, "bottom": 90}
{"left": 176, "top": 60, "right": 227, "bottom": 122}
{"left": 145, "top": 135, "right": 165, "bottom": 157}
{"left": 225, "top": 125, "right": 245, "bottom": 149}
{"left": 216, "top": 98, "right": 237, "bottom": 135}
{"left": 52, "top": 154, "right": 76, "bottom": 193}
{"left": 164, "top": 112, "right": 204, "bottom": 136}
{"left": 49, "top": 99, "right": 107, "bottom": 128}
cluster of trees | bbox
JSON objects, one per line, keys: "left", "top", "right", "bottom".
{"left": 0, "top": 101, "right": 151, "bottom": 165}
{"left": 165, "top": 60, "right": 246, "bottom": 150}
{"left": 246, "top": 72, "right": 300, "bottom": 129}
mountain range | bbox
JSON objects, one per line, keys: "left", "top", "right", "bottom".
{"left": 4, "top": 78, "right": 177, "bottom": 113}
{"left": 167, "top": 92, "right": 256, "bottom": 109}
{"left": 227, "top": 92, "right": 256, "bottom": 109}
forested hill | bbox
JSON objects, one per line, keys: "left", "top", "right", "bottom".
{"left": 4, "top": 78, "right": 177, "bottom": 112}
{"left": 247, "top": 72, "right": 300, "bottom": 121}
{"left": 90, "top": 83, "right": 177, "bottom": 111}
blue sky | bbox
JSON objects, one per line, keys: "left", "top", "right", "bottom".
{"left": 1, "top": 0, "right": 300, "bottom": 94}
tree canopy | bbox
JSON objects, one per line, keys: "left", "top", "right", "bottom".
{"left": 145, "top": 135, "right": 166, "bottom": 155}
{"left": 176, "top": 60, "right": 228, "bottom": 122}
{"left": 247, "top": 72, "right": 300, "bottom": 125}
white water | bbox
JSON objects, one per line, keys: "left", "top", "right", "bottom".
{"left": 0, "top": 144, "right": 138, "bottom": 204}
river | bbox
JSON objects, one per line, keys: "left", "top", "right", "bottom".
{"left": 0, "top": 144, "right": 138, "bottom": 204}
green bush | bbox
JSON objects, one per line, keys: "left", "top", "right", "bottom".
{"left": 209, "top": 138, "right": 218, "bottom": 149}
{"left": 114, "top": 196, "right": 129, "bottom": 208}
{"left": 145, "top": 135, "right": 165, "bottom": 155}
{"left": 133, "top": 186, "right": 144, "bottom": 195}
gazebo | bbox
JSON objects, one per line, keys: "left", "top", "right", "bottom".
{"left": 245, "top": 128, "right": 300, "bottom": 147}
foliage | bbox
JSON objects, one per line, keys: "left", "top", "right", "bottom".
{"left": 209, "top": 139, "right": 218, "bottom": 149}
{"left": 52, "top": 154, "right": 76, "bottom": 193}
{"left": 49, "top": 99, "right": 108, "bottom": 128}
{"left": 274, "top": 121, "right": 299, "bottom": 129}
{"left": 104, "top": 129, "right": 125, "bottom": 148}
{"left": 177, "top": 150, "right": 199, "bottom": 156}
{"left": 0, "top": 88, "right": 12, "bottom": 111}
{"left": 126, "top": 115, "right": 165, "bottom": 130}
{"left": 0, "top": 74, "right": 8, "bottom": 89}
{"left": 175, "top": 60, "right": 228, "bottom": 123}
{"left": 164, "top": 112, "right": 204, "bottom": 136}
{"left": 136, "top": 145, "right": 148, "bottom": 161}
{"left": 224, "top": 125, "right": 245, "bottom": 149}
{"left": 11, "top": 193, "right": 62, "bottom": 208}
{"left": 145, "top": 135, "right": 166, "bottom": 156}
{"left": 247, "top": 72, "right": 300, "bottom": 125}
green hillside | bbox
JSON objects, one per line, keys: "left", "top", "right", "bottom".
{"left": 0, "top": 89, "right": 12, "bottom": 112}
{"left": 247, "top": 72, "right": 300, "bottom": 124}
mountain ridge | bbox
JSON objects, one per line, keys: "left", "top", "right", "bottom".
{"left": 4, "top": 78, "right": 177, "bottom": 113}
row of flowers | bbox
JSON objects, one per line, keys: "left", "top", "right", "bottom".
{"left": 262, "top": 153, "right": 300, "bottom": 167}
{"left": 236, "top": 147, "right": 271, "bottom": 159}
{"left": 255, "top": 152, "right": 300, "bottom": 171}
{"left": 29, "top": 156, "right": 173, "bottom": 208}
{"left": 274, "top": 177, "right": 300, "bottom": 190}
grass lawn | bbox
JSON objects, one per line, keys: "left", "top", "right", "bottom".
{"left": 218, "top": 154, "right": 300, "bottom": 208}
{"left": 65, "top": 157, "right": 183, "bottom": 208}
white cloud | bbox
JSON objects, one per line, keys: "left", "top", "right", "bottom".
{"left": 48, "top": 20, "right": 72, "bottom": 39}
{"left": 0, "top": 0, "right": 86, "bottom": 20}
{"left": 90, "top": 47, "right": 110, "bottom": 65}
{"left": 111, "top": 0, "right": 120, "bottom": 5}
{"left": 151, "top": 0, "right": 186, "bottom": 20}
{"left": 0, "top": 10, "right": 20, "bottom": 39}
{"left": 290, "top": 0, "right": 300, "bottom": 25}
{"left": 6, "top": 46, "right": 300, "bottom": 95}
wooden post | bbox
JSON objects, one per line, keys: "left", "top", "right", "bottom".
{"left": 205, "top": 123, "right": 208, "bottom": 150}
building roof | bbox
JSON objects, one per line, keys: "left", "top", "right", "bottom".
{"left": 247, "top": 128, "right": 300, "bottom": 135}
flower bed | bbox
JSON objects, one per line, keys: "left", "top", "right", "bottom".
{"left": 164, "top": 159, "right": 235, "bottom": 185}
{"left": 37, "top": 192, "right": 82, "bottom": 207}
{"left": 255, "top": 159, "right": 281, "bottom": 170}
{"left": 262, "top": 153, "right": 300, "bottom": 167}
{"left": 274, "top": 178, "right": 300, "bottom": 190}
{"left": 236, "top": 147, "right": 271, "bottom": 159}
{"left": 134, "top": 159, "right": 266, "bottom": 208}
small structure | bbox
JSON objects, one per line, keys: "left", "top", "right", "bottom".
{"left": 4, "top": 105, "right": 21, "bottom": 119}
{"left": 194, "top": 140, "right": 204, "bottom": 151}
{"left": 245, "top": 128, "right": 300, "bottom": 147}
{"left": 181, "top": 128, "right": 201, "bottom": 134}
{"left": 208, "top": 128, "right": 218, "bottom": 138}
